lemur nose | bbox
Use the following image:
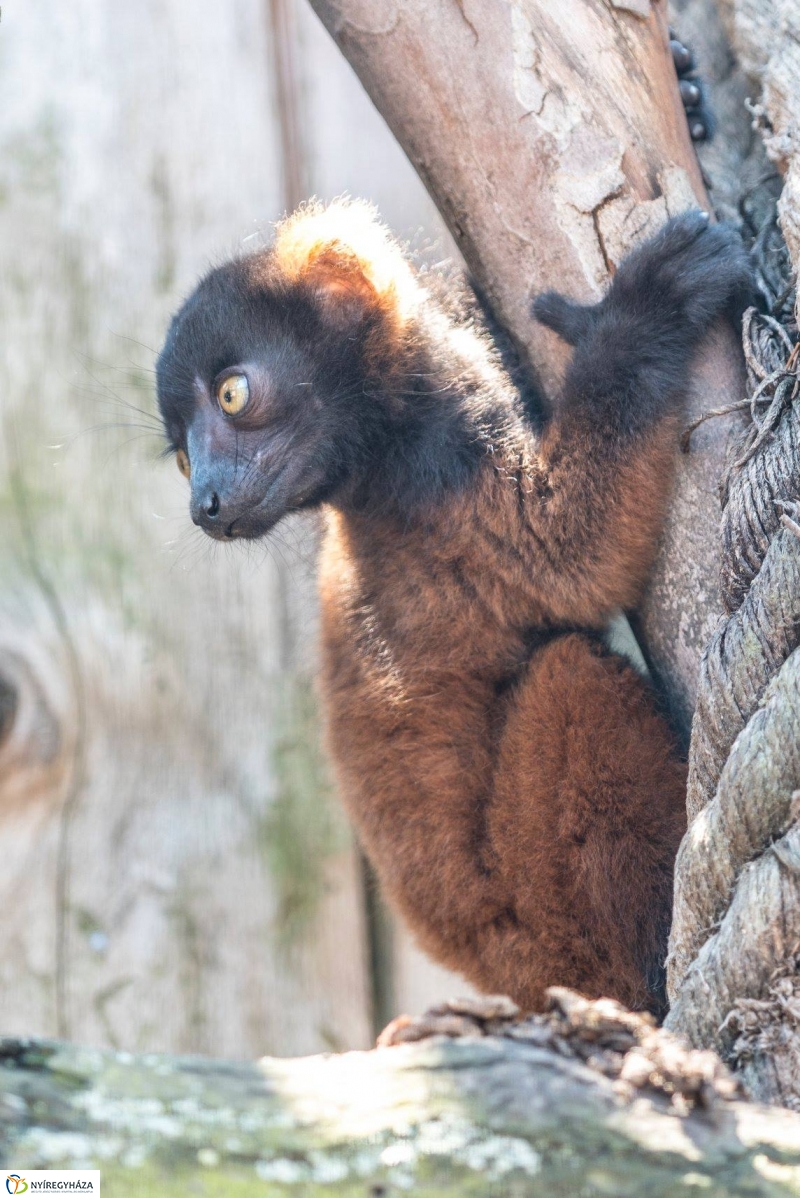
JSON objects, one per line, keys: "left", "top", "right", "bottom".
{"left": 191, "top": 488, "right": 221, "bottom": 528}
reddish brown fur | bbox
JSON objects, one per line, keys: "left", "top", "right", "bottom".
{"left": 160, "top": 200, "right": 715, "bottom": 1014}
{"left": 256, "top": 205, "right": 696, "bottom": 1015}
{"left": 318, "top": 417, "right": 687, "bottom": 1013}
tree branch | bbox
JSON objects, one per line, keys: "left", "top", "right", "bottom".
{"left": 305, "top": 0, "right": 747, "bottom": 737}
{"left": 3, "top": 991, "right": 800, "bottom": 1193}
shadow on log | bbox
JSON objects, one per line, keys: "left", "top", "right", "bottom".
{"left": 2, "top": 990, "right": 800, "bottom": 1195}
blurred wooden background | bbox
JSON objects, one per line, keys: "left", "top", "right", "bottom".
{"left": 0, "top": 0, "right": 473, "bottom": 1057}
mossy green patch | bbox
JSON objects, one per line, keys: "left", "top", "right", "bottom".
{"left": 0, "top": 107, "right": 63, "bottom": 198}
{"left": 150, "top": 155, "right": 177, "bottom": 296}
{"left": 259, "top": 675, "right": 348, "bottom": 954}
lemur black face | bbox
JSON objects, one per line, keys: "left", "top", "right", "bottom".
{"left": 157, "top": 200, "right": 503, "bottom": 538}
{"left": 156, "top": 258, "right": 375, "bottom": 541}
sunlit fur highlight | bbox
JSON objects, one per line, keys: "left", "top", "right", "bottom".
{"left": 270, "top": 196, "right": 422, "bottom": 326}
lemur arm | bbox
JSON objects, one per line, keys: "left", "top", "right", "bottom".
{"left": 524, "top": 213, "right": 753, "bottom": 626}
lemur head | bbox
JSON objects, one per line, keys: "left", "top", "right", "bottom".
{"left": 156, "top": 200, "right": 424, "bottom": 540}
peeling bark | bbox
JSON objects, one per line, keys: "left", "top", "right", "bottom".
{"left": 717, "top": 0, "right": 800, "bottom": 276}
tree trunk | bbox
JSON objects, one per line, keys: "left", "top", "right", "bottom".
{"left": 717, "top": 0, "right": 800, "bottom": 269}
{"left": 304, "top": 0, "right": 748, "bottom": 740}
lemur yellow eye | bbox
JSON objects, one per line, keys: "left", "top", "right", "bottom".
{"left": 176, "top": 448, "right": 191, "bottom": 480}
{"left": 217, "top": 373, "right": 250, "bottom": 415}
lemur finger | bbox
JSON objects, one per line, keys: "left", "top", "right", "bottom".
{"left": 679, "top": 79, "right": 701, "bottom": 109}
{"left": 532, "top": 293, "right": 598, "bottom": 346}
{"left": 669, "top": 32, "right": 713, "bottom": 142}
{"left": 682, "top": 84, "right": 713, "bottom": 143}
{"left": 680, "top": 90, "right": 713, "bottom": 144}
{"left": 670, "top": 38, "right": 694, "bottom": 75}
{"left": 687, "top": 114, "right": 711, "bottom": 143}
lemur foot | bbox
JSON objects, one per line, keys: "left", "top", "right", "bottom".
{"left": 534, "top": 213, "right": 755, "bottom": 349}
{"left": 670, "top": 29, "right": 713, "bottom": 143}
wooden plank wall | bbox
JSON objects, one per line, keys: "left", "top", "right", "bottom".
{"left": 0, "top": 0, "right": 473, "bottom": 1058}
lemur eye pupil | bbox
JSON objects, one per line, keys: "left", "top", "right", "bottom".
{"left": 216, "top": 373, "right": 249, "bottom": 415}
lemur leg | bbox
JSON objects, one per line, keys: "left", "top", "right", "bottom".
{"left": 324, "top": 624, "right": 685, "bottom": 1014}
{"left": 484, "top": 634, "right": 687, "bottom": 1015}
{"left": 529, "top": 212, "right": 754, "bottom": 625}
{"left": 322, "top": 661, "right": 511, "bottom": 972}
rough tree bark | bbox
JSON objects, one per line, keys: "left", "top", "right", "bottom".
{"left": 717, "top": 0, "right": 800, "bottom": 268}
{"left": 304, "top": 0, "right": 748, "bottom": 740}
{"left": 4, "top": 992, "right": 800, "bottom": 1195}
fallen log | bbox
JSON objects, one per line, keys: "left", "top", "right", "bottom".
{"left": 2, "top": 992, "right": 800, "bottom": 1195}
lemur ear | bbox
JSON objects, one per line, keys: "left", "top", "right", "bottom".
{"left": 271, "top": 198, "right": 419, "bottom": 330}
{"left": 298, "top": 245, "right": 380, "bottom": 330}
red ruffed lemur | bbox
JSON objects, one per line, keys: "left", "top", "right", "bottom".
{"left": 156, "top": 201, "right": 752, "bottom": 1017}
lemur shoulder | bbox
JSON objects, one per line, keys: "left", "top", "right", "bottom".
{"left": 157, "top": 200, "right": 753, "bottom": 1016}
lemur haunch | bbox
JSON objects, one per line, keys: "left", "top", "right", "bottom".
{"left": 157, "top": 202, "right": 753, "bottom": 1015}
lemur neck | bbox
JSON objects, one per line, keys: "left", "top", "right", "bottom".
{"left": 341, "top": 320, "right": 531, "bottom": 524}
{"left": 322, "top": 433, "right": 548, "bottom": 685}
{"left": 324, "top": 339, "right": 548, "bottom": 680}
